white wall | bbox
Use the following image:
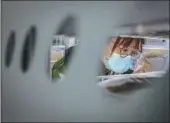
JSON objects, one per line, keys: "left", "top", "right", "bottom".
{"left": 1, "top": 1, "right": 169, "bottom": 122}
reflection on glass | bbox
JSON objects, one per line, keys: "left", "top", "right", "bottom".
{"left": 98, "top": 36, "right": 169, "bottom": 92}
{"left": 50, "top": 35, "right": 78, "bottom": 81}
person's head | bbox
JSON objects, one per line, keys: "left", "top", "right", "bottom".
{"left": 112, "top": 37, "right": 142, "bottom": 56}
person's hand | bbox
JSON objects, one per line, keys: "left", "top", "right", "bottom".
{"left": 133, "top": 65, "right": 143, "bottom": 73}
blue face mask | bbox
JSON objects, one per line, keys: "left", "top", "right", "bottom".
{"left": 104, "top": 53, "right": 133, "bottom": 74}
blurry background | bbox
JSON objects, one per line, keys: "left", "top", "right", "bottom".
{"left": 1, "top": 1, "right": 169, "bottom": 122}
